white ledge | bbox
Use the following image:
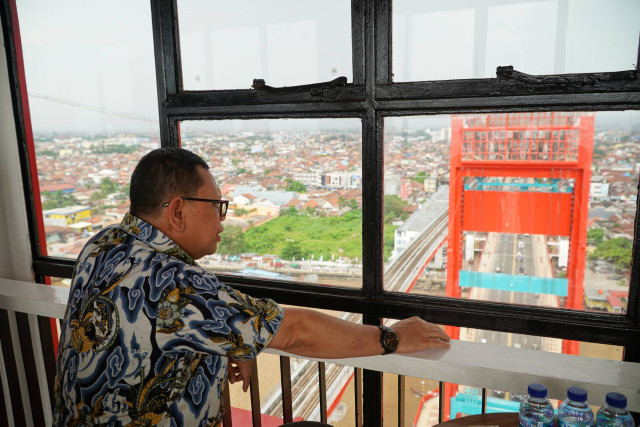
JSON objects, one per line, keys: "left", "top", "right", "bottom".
{"left": 266, "top": 341, "right": 640, "bottom": 411}
{"left": 0, "top": 278, "right": 68, "bottom": 319}
{"left": 1, "top": 277, "right": 639, "bottom": 410}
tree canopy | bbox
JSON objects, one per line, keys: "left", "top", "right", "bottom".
{"left": 383, "top": 195, "right": 408, "bottom": 223}
{"left": 42, "top": 191, "right": 80, "bottom": 210}
{"left": 588, "top": 237, "right": 632, "bottom": 271}
{"left": 285, "top": 178, "right": 306, "bottom": 193}
{"left": 216, "top": 225, "right": 246, "bottom": 255}
{"left": 587, "top": 228, "right": 605, "bottom": 246}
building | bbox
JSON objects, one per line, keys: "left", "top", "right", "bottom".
{"left": 392, "top": 186, "right": 448, "bottom": 258}
{"left": 42, "top": 205, "right": 91, "bottom": 227}
{"left": 590, "top": 176, "right": 610, "bottom": 200}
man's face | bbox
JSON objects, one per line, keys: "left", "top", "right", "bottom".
{"left": 182, "top": 167, "right": 225, "bottom": 260}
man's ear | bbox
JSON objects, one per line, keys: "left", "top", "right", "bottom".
{"left": 166, "top": 197, "right": 187, "bottom": 233}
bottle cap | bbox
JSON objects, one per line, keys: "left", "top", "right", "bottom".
{"left": 528, "top": 383, "right": 547, "bottom": 399}
{"left": 605, "top": 392, "right": 627, "bottom": 409}
{"left": 567, "top": 387, "right": 587, "bottom": 402}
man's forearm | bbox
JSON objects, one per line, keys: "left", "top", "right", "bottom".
{"left": 268, "top": 307, "right": 383, "bottom": 358}
{"left": 267, "top": 307, "right": 450, "bottom": 359}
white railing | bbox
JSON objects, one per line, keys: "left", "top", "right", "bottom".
{"left": 1, "top": 277, "right": 639, "bottom": 426}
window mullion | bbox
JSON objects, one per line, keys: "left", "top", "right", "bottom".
{"left": 374, "top": 0, "right": 392, "bottom": 85}
{"left": 352, "top": 0, "right": 365, "bottom": 85}
{"left": 151, "top": 0, "right": 182, "bottom": 146}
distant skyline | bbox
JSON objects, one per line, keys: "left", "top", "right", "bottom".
{"left": 15, "top": 0, "right": 640, "bottom": 134}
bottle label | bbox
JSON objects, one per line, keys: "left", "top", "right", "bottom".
{"left": 558, "top": 413, "right": 593, "bottom": 426}
{"left": 520, "top": 418, "right": 554, "bottom": 427}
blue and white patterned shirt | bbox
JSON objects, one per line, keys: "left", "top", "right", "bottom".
{"left": 53, "top": 213, "right": 283, "bottom": 426}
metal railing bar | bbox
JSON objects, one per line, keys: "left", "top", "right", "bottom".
{"left": 355, "top": 368, "right": 363, "bottom": 427}
{"left": 482, "top": 388, "right": 487, "bottom": 414}
{"left": 318, "top": 362, "right": 328, "bottom": 424}
{"left": 279, "top": 355, "right": 293, "bottom": 424}
{"left": 439, "top": 381, "right": 445, "bottom": 424}
{"left": 223, "top": 378, "right": 232, "bottom": 427}
{"left": 250, "top": 359, "right": 261, "bottom": 427}
{"left": 398, "top": 375, "right": 405, "bottom": 427}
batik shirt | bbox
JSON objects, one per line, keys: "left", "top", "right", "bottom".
{"left": 52, "top": 213, "right": 283, "bottom": 426}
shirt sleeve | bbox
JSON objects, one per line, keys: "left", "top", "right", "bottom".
{"left": 150, "top": 264, "right": 284, "bottom": 359}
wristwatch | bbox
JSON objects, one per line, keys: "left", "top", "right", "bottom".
{"left": 377, "top": 325, "right": 399, "bottom": 354}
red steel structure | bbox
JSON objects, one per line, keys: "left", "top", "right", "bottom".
{"left": 443, "top": 112, "right": 594, "bottom": 420}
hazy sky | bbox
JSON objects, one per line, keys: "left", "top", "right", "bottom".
{"left": 14, "top": 0, "right": 640, "bottom": 134}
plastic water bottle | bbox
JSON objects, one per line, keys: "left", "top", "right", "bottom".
{"left": 519, "top": 383, "right": 555, "bottom": 427}
{"left": 595, "top": 392, "right": 634, "bottom": 427}
{"left": 558, "top": 386, "right": 594, "bottom": 427}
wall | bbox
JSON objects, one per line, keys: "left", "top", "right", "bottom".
{"left": 0, "top": 17, "right": 33, "bottom": 281}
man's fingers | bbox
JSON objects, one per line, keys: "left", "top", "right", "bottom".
{"left": 428, "top": 338, "right": 451, "bottom": 349}
{"left": 428, "top": 327, "right": 450, "bottom": 342}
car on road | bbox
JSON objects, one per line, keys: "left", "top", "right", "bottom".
{"left": 492, "top": 389, "right": 505, "bottom": 398}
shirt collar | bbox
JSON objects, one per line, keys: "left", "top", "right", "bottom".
{"left": 120, "top": 212, "right": 198, "bottom": 266}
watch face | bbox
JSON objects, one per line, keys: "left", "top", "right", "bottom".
{"left": 383, "top": 330, "right": 399, "bottom": 350}
{"left": 380, "top": 326, "right": 398, "bottom": 353}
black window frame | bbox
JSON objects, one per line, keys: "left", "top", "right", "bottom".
{"left": 3, "top": 0, "right": 640, "bottom": 424}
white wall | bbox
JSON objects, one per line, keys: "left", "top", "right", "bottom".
{"left": 0, "top": 18, "right": 34, "bottom": 281}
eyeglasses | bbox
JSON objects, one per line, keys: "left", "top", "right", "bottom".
{"left": 162, "top": 197, "right": 228, "bottom": 217}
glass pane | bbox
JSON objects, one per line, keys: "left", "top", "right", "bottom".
{"left": 393, "top": 0, "right": 640, "bottom": 81}
{"left": 382, "top": 373, "right": 440, "bottom": 427}
{"left": 16, "top": 0, "right": 160, "bottom": 261}
{"left": 181, "top": 119, "right": 362, "bottom": 288}
{"left": 178, "top": 0, "right": 353, "bottom": 90}
{"left": 383, "top": 112, "right": 639, "bottom": 319}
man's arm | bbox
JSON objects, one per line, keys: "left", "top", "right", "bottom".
{"left": 267, "top": 307, "right": 450, "bottom": 358}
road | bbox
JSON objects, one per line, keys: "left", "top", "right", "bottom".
{"left": 463, "top": 232, "right": 561, "bottom": 353}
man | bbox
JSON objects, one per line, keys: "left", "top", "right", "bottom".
{"left": 53, "top": 147, "right": 450, "bottom": 426}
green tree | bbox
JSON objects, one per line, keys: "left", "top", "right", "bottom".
{"left": 216, "top": 225, "right": 245, "bottom": 255}
{"left": 383, "top": 195, "right": 407, "bottom": 223}
{"left": 42, "top": 191, "right": 80, "bottom": 210}
{"left": 100, "top": 177, "right": 119, "bottom": 194}
{"left": 280, "top": 241, "right": 306, "bottom": 260}
{"left": 235, "top": 207, "right": 250, "bottom": 217}
{"left": 587, "top": 228, "right": 605, "bottom": 245}
{"left": 338, "top": 196, "right": 348, "bottom": 208}
{"left": 285, "top": 179, "right": 306, "bottom": 193}
{"left": 413, "top": 171, "right": 427, "bottom": 185}
{"left": 90, "top": 191, "right": 103, "bottom": 203}
{"left": 591, "top": 237, "right": 632, "bottom": 271}
{"left": 37, "top": 149, "right": 58, "bottom": 158}
{"left": 95, "top": 144, "right": 136, "bottom": 154}
{"left": 282, "top": 206, "right": 298, "bottom": 216}
{"left": 348, "top": 198, "right": 358, "bottom": 209}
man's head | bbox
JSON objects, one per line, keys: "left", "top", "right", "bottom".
{"left": 130, "top": 147, "right": 210, "bottom": 218}
{"left": 130, "top": 147, "right": 225, "bottom": 259}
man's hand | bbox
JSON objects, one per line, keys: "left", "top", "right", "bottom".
{"left": 391, "top": 316, "right": 450, "bottom": 353}
{"left": 228, "top": 358, "right": 253, "bottom": 392}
